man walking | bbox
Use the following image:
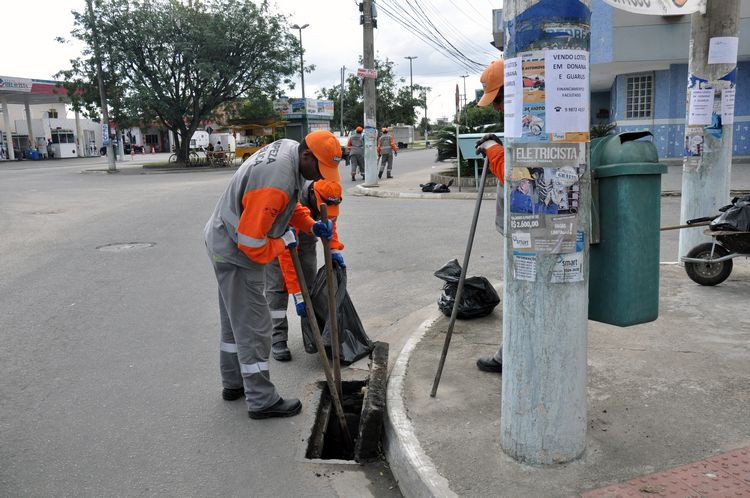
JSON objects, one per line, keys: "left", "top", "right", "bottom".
{"left": 204, "top": 130, "right": 341, "bottom": 419}
{"left": 347, "top": 126, "right": 365, "bottom": 181}
{"left": 377, "top": 127, "right": 398, "bottom": 179}
{"left": 266, "top": 179, "right": 345, "bottom": 361}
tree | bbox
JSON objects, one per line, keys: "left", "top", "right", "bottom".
{"left": 224, "top": 90, "right": 279, "bottom": 124}
{"left": 318, "top": 56, "right": 429, "bottom": 132}
{"left": 458, "top": 101, "right": 503, "bottom": 128}
{"left": 61, "top": 0, "right": 300, "bottom": 164}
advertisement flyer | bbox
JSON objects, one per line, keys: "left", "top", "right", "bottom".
{"left": 688, "top": 88, "right": 714, "bottom": 126}
{"left": 507, "top": 143, "right": 585, "bottom": 254}
{"left": 550, "top": 252, "right": 584, "bottom": 283}
{"left": 503, "top": 57, "right": 523, "bottom": 138}
{"left": 722, "top": 87, "right": 736, "bottom": 125}
{"left": 708, "top": 37, "right": 739, "bottom": 65}
{"left": 513, "top": 252, "right": 537, "bottom": 282}
{"left": 519, "top": 52, "right": 548, "bottom": 143}
{"left": 544, "top": 50, "right": 589, "bottom": 134}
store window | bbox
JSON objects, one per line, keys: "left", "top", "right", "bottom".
{"left": 145, "top": 134, "right": 159, "bottom": 145}
{"left": 625, "top": 74, "right": 653, "bottom": 119}
{"left": 48, "top": 109, "right": 59, "bottom": 119}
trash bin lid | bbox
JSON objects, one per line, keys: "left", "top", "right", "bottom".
{"left": 591, "top": 131, "right": 667, "bottom": 178}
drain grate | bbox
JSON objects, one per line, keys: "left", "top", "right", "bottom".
{"left": 96, "top": 242, "right": 156, "bottom": 252}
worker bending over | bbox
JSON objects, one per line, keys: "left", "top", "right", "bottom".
{"left": 348, "top": 126, "right": 365, "bottom": 181}
{"left": 377, "top": 127, "right": 398, "bottom": 179}
{"left": 266, "top": 180, "right": 345, "bottom": 361}
{"left": 204, "top": 130, "right": 341, "bottom": 419}
{"left": 473, "top": 58, "right": 506, "bottom": 374}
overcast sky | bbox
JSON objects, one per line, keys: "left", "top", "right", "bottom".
{"left": 1, "top": 0, "right": 503, "bottom": 122}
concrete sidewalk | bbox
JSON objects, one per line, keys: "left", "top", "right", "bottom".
{"left": 385, "top": 264, "right": 750, "bottom": 497}
{"left": 351, "top": 160, "right": 750, "bottom": 200}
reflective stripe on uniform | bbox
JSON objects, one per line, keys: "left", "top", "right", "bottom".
{"left": 220, "top": 341, "right": 238, "bottom": 353}
{"left": 238, "top": 232, "right": 268, "bottom": 248}
{"left": 240, "top": 362, "right": 270, "bottom": 375}
{"left": 270, "top": 309, "right": 287, "bottom": 319}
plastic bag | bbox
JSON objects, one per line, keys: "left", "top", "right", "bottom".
{"left": 419, "top": 178, "right": 454, "bottom": 193}
{"left": 434, "top": 259, "right": 500, "bottom": 319}
{"left": 301, "top": 265, "right": 373, "bottom": 365}
{"left": 710, "top": 194, "right": 750, "bottom": 232}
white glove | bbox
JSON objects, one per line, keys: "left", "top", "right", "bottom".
{"left": 281, "top": 228, "right": 297, "bottom": 248}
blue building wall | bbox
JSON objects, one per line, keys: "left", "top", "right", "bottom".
{"left": 590, "top": 0, "right": 614, "bottom": 65}
{"left": 612, "top": 62, "right": 749, "bottom": 157}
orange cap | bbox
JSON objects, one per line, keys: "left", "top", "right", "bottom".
{"left": 305, "top": 130, "right": 341, "bottom": 182}
{"left": 477, "top": 59, "right": 505, "bottom": 107}
{"left": 355, "top": 126, "right": 363, "bottom": 132}
{"left": 313, "top": 179, "right": 342, "bottom": 217}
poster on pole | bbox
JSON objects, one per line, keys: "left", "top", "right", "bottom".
{"left": 688, "top": 88, "right": 714, "bottom": 126}
{"left": 708, "top": 37, "right": 739, "bottom": 65}
{"left": 503, "top": 57, "right": 523, "bottom": 137}
{"left": 544, "top": 50, "right": 589, "bottom": 134}
{"left": 550, "top": 252, "right": 584, "bottom": 283}
{"left": 513, "top": 252, "right": 537, "bottom": 282}
{"left": 508, "top": 142, "right": 585, "bottom": 257}
{"left": 101, "top": 123, "right": 110, "bottom": 146}
{"left": 722, "top": 87, "right": 736, "bottom": 125}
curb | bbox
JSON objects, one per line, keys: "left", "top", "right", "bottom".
{"left": 384, "top": 314, "right": 458, "bottom": 498}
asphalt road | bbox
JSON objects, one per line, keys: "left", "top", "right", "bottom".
{"left": 0, "top": 149, "right": 686, "bottom": 497}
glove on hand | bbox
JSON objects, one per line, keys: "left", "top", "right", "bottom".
{"left": 331, "top": 252, "right": 346, "bottom": 268}
{"left": 292, "top": 293, "right": 306, "bottom": 317}
{"left": 475, "top": 133, "right": 502, "bottom": 156}
{"left": 281, "top": 228, "right": 297, "bottom": 249}
{"left": 394, "top": 151, "right": 398, "bottom": 157}
{"left": 312, "top": 220, "right": 333, "bottom": 240}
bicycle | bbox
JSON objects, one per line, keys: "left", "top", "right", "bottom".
{"left": 168, "top": 150, "right": 200, "bottom": 165}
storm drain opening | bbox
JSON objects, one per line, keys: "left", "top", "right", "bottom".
{"left": 305, "top": 342, "right": 388, "bottom": 463}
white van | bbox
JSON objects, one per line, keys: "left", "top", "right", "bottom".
{"left": 189, "top": 130, "right": 210, "bottom": 149}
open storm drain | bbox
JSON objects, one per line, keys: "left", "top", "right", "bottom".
{"left": 304, "top": 342, "right": 388, "bottom": 463}
{"left": 96, "top": 242, "right": 156, "bottom": 252}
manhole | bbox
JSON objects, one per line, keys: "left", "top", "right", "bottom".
{"left": 96, "top": 242, "right": 156, "bottom": 252}
{"left": 29, "top": 209, "right": 65, "bottom": 215}
{"left": 304, "top": 342, "right": 388, "bottom": 463}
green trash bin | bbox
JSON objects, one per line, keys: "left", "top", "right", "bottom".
{"left": 589, "top": 131, "right": 667, "bottom": 327}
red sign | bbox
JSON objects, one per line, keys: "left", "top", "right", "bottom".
{"left": 357, "top": 67, "right": 377, "bottom": 79}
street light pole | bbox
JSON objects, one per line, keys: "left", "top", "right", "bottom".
{"left": 340, "top": 66, "right": 346, "bottom": 134}
{"left": 292, "top": 23, "right": 310, "bottom": 138}
{"left": 404, "top": 56, "right": 418, "bottom": 97}
{"left": 460, "top": 74, "right": 469, "bottom": 128}
{"left": 87, "top": 0, "right": 116, "bottom": 172}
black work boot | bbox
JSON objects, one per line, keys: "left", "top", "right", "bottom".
{"left": 222, "top": 387, "right": 244, "bottom": 401}
{"left": 378, "top": 171, "right": 383, "bottom": 179}
{"left": 351, "top": 173, "right": 356, "bottom": 181}
{"left": 272, "top": 341, "right": 292, "bottom": 362}
{"left": 387, "top": 173, "right": 393, "bottom": 179}
{"left": 476, "top": 356, "right": 502, "bottom": 373}
{"left": 248, "top": 397, "right": 302, "bottom": 419}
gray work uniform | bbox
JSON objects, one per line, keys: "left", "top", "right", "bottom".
{"left": 266, "top": 181, "right": 319, "bottom": 346}
{"left": 378, "top": 134, "right": 395, "bottom": 174}
{"left": 204, "top": 139, "right": 305, "bottom": 411}
{"left": 348, "top": 134, "right": 364, "bottom": 176}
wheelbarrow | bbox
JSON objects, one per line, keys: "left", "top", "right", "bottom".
{"left": 676, "top": 216, "right": 750, "bottom": 286}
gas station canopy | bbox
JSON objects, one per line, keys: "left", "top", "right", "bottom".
{"left": 0, "top": 75, "right": 71, "bottom": 105}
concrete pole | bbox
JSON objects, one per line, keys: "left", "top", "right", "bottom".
{"left": 404, "top": 56, "right": 417, "bottom": 97}
{"left": 1, "top": 97, "right": 16, "bottom": 160}
{"left": 24, "top": 99, "right": 35, "bottom": 151}
{"left": 87, "top": 0, "right": 116, "bottom": 172}
{"left": 362, "top": 0, "right": 378, "bottom": 187}
{"left": 501, "top": 0, "right": 591, "bottom": 465}
{"left": 118, "top": 129, "right": 125, "bottom": 160}
{"left": 74, "top": 109, "right": 83, "bottom": 157}
{"left": 340, "top": 65, "right": 345, "bottom": 134}
{"left": 678, "top": 0, "right": 740, "bottom": 259}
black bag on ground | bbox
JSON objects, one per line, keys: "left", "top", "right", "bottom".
{"left": 709, "top": 194, "right": 750, "bottom": 232}
{"left": 301, "top": 265, "right": 373, "bottom": 365}
{"left": 434, "top": 259, "right": 500, "bottom": 319}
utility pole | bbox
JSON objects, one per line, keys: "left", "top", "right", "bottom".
{"left": 501, "top": 0, "right": 591, "bottom": 464}
{"left": 292, "top": 23, "right": 310, "bottom": 138}
{"left": 340, "top": 66, "right": 346, "bottom": 134}
{"left": 678, "top": 0, "right": 740, "bottom": 260}
{"left": 362, "top": 0, "right": 378, "bottom": 187}
{"left": 87, "top": 0, "right": 116, "bottom": 172}
{"left": 404, "top": 56, "right": 418, "bottom": 97}
{"left": 460, "top": 74, "right": 469, "bottom": 128}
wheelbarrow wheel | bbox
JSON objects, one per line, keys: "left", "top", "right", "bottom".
{"left": 684, "top": 242, "right": 733, "bottom": 286}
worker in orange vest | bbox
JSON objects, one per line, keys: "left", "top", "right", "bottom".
{"left": 473, "top": 58, "right": 506, "bottom": 374}
{"left": 377, "top": 127, "right": 398, "bottom": 179}
{"left": 204, "top": 130, "right": 341, "bottom": 419}
{"left": 265, "top": 180, "right": 345, "bottom": 361}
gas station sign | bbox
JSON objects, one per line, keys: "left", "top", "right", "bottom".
{"left": 0, "top": 76, "right": 32, "bottom": 93}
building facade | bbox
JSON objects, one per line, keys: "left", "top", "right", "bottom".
{"left": 591, "top": 0, "right": 750, "bottom": 157}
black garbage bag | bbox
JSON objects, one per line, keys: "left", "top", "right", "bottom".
{"left": 710, "top": 194, "right": 750, "bottom": 231}
{"left": 300, "top": 265, "right": 373, "bottom": 365}
{"left": 419, "top": 179, "right": 454, "bottom": 193}
{"left": 434, "top": 259, "right": 500, "bottom": 319}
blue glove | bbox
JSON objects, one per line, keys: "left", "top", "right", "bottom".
{"left": 292, "top": 292, "right": 306, "bottom": 317}
{"left": 281, "top": 228, "right": 297, "bottom": 249}
{"left": 312, "top": 220, "right": 333, "bottom": 240}
{"left": 331, "top": 252, "right": 346, "bottom": 268}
